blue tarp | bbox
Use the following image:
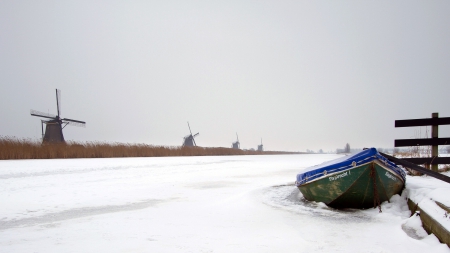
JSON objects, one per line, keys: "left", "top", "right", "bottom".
{"left": 295, "top": 148, "right": 406, "bottom": 186}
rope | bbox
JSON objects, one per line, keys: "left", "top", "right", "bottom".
{"left": 370, "top": 163, "right": 382, "bottom": 212}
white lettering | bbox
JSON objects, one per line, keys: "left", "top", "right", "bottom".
{"left": 329, "top": 171, "right": 349, "bottom": 181}
{"left": 385, "top": 172, "right": 397, "bottom": 181}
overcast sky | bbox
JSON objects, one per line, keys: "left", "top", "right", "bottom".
{"left": 1, "top": 1, "right": 449, "bottom": 152}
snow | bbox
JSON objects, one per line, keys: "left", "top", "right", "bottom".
{"left": 403, "top": 171, "right": 450, "bottom": 234}
{"left": 0, "top": 154, "right": 449, "bottom": 252}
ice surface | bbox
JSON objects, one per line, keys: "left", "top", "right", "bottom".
{"left": 0, "top": 155, "right": 449, "bottom": 252}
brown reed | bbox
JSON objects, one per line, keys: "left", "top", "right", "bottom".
{"left": 0, "top": 136, "right": 300, "bottom": 160}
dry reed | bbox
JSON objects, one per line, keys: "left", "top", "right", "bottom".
{"left": 0, "top": 136, "right": 299, "bottom": 160}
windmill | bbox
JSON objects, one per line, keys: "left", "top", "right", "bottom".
{"left": 30, "top": 89, "right": 86, "bottom": 143}
{"left": 257, "top": 138, "right": 263, "bottom": 151}
{"left": 182, "top": 122, "right": 199, "bottom": 147}
{"left": 232, "top": 133, "right": 240, "bottom": 149}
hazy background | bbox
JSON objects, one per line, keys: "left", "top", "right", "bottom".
{"left": 1, "top": 1, "right": 449, "bottom": 152}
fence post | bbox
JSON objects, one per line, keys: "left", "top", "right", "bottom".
{"left": 431, "top": 112, "right": 439, "bottom": 172}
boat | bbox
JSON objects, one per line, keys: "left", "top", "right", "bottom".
{"left": 295, "top": 148, "right": 406, "bottom": 209}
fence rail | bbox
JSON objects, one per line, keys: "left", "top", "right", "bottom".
{"left": 395, "top": 138, "right": 450, "bottom": 147}
{"left": 395, "top": 117, "right": 450, "bottom": 127}
{"left": 401, "top": 157, "right": 450, "bottom": 165}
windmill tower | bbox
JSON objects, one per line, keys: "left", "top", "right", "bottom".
{"left": 30, "top": 89, "right": 86, "bottom": 143}
{"left": 232, "top": 133, "right": 240, "bottom": 149}
{"left": 257, "top": 138, "right": 263, "bottom": 151}
{"left": 182, "top": 122, "right": 199, "bottom": 147}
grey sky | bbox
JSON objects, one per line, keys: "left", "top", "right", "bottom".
{"left": 1, "top": 1, "right": 449, "bottom": 152}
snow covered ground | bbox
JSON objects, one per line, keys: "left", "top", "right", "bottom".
{"left": 0, "top": 154, "right": 449, "bottom": 252}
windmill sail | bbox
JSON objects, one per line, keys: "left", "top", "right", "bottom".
{"left": 30, "top": 110, "right": 57, "bottom": 120}
{"left": 56, "top": 89, "right": 61, "bottom": 117}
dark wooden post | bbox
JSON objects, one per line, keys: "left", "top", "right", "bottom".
{"left": 432, "top": 112, "right": 439, "bottom": 172}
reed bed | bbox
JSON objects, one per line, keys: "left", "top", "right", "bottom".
{"left": 0, "top": 136, "right": 298, "bottom": 160}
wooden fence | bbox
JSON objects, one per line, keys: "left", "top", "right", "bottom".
{"left": 395, "top": 113, "right": 450, "bottom": 172}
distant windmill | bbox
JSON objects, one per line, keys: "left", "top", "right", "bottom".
{"left": 257, "top": 138, "right": 263, "bottom": 151}
{"left": 30, "top": 89, "right": 86, "bottom": 143}
{"left": 232, "top": 133, "right": 240, "bottom": 149}
{"left": 182, "top": 122, "right": 199, "bottom": 147}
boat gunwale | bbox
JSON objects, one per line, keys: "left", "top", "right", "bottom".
{"left": 297, "top": 160, "right": 405, "bottom": 187}
{"left": 296, "top": 155, "right": 376, "bottom": 186}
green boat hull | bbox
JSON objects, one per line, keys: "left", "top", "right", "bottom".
{"left": 298, "top": 161, "right": 405, "bottom": 209}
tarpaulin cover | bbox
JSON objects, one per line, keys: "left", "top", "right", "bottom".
{"left": 295, "top": 148, "right": 406, "bottom": 186}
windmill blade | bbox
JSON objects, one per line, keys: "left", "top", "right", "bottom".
{"left": 64, "top": 121, "right": 86, "bottom": 128}
{"left": 236, "top": 133, "right": 239, "bottom": 142}
{"left": 62, "top": 118, "right": 86, "bottom": 127}
{"left": 187, "top": 122, "right": 192, "bottom": 135}
{"left": 193, "top": 132, "right": 199, "bottom": 138}
{"left": 56, "top": 89, "right": 61, "bottom": 117}
{"left": 62, "top": 118, "right": 85, "bottom": 124}
{"left": 193, "top": 138, "right": 197, "bottom": 146}
{"left": 41, "top": 120, "right": 45, "bottom": 139}
{"left": 30, "top": 109, "right": 57, "bottom": 119}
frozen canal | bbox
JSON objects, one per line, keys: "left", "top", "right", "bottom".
{"left": 1, "top": 155, "right": 449, "bottom": 252}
